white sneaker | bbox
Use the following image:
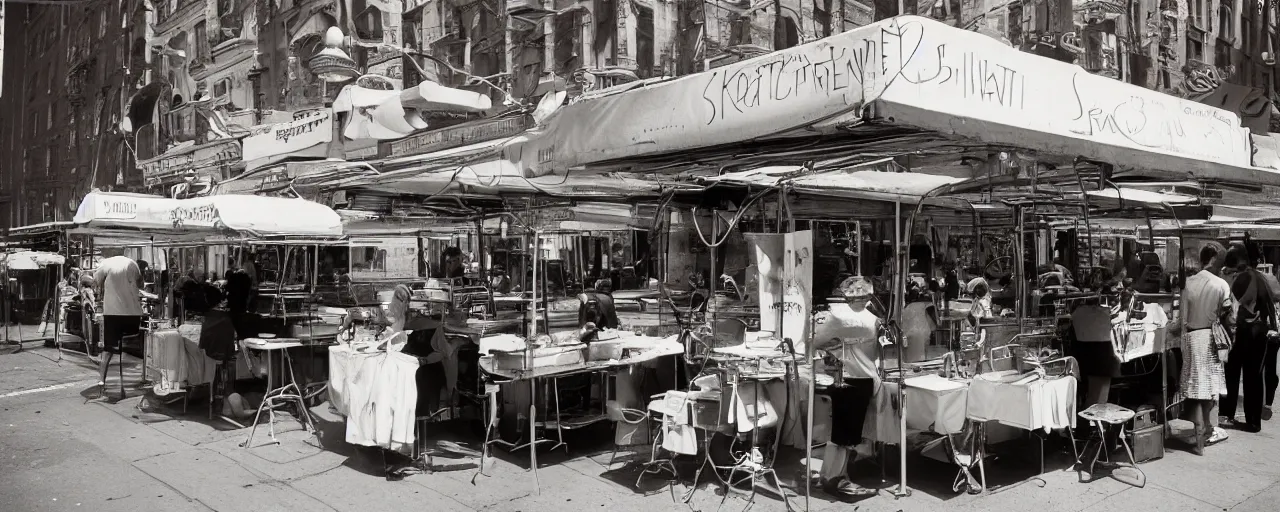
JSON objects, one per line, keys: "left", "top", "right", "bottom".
{"left": 1209, "top": 428, "right": 1229, "bottom": 445}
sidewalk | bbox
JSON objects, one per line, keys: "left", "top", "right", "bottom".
{"left": 3, "top": 345, "right": 1280, "bottom": 511}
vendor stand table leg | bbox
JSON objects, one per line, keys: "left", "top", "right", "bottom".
{"left": 984, "top": 429, "right": 1051, "bottom": 495}
{"left": 241, "top": 346, "right": 315, "bottom": 449}
{"left": 711, "top": 380, "right": 798, "bottom": 511}
{"left": 470, "top": 384, "right": 501, "bottom": 485}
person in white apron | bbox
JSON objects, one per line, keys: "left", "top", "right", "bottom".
{"left": 812, "top": 276, "right": 882, "bottom": 501}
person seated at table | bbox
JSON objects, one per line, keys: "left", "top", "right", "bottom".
{"left": 578, "top": 279, "right": 620, "bottom": 335}
{"left": 178, "top": 269, "right": 224, "bottom": 317}
{"left": 489, "top": 265, "right": 512, "bottom": 295}
{"left": 433, "top": 247, "right": 467, "bottom": 281}
{"left": 78, "top": 272, "right": 98, "bottom": 307}
{"left": 225, "top": 257, "right": 256, "bottom": 339}
{"left": 812, "top": 276, "right": 882, "bottom": 501}
{"left": 967, "top": 278, "right": 993, "bottom": 327}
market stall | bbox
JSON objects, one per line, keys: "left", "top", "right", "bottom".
{"left": 71, "top": 191, "right": 345, "bottom": 424}
{"left": 1, "top": 251, "right": 66, "bottom": 347}
{"left": 297, "top": 12, "right": 1280, "bottom": 504}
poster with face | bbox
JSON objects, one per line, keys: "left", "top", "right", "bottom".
{"left": 746, "top": 233, "right": 785, "bottom": 337}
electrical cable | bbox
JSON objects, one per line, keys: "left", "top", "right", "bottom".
{"left": 691, "top": 188, "right": 773, "bottom": 248}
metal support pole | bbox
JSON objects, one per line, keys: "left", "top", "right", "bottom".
{"left": 531, "top": 229, "right": 540, "bottom": 338}
{"left": 894, "top": 201, "right": 911, "bottom": 498}
{"left": 805, "top": 310, "right": 816, "bottom": 510}
{"left": 1016, "top": 206, "right": 1026, "bottom": 324}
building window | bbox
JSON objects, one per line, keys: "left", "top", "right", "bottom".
{"left": 636, "top": 5, "right": 655, "bottom": 77}
{"left": 1220, "top": 4, "right": 1235, "bottom": 40}
{"left": 1188, "top": 35, "right": 1206, "bottom": 62}
{"left": 553, "top": 11, "right": 582, "bottom": 75}
{"left": 214, "top": 77, "right": 232, "bottom": 98}
{"left": 1193, "top": 0, "right": 1206, "bottom": 27}
{"left": 353, "top": 0, "right": 386, "bottom": 41}
{"left": 194, "top": 21, "right": 210, "bottom": 61}
{"left": 1245, "top": 16, "right": 1255, "bottom": 55}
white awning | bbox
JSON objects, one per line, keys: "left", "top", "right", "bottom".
{"left": 73, "top": 191, "right": 344, "bottom": 239}
{"left": 334, "top": 82, "right": 494, "bottom": 141}
{"left": 1208, "top": 204, "right": 1280, "bottom": 223}
{"left": 702, "top": 163, "right": 966, "bottom": 204}
{"left": 2, "top": 251, "right": 65, "bottom": 270}
{"left": 509, "top": 15, "right": 1279, "bottom": 186}
{"left": 1084, "top": 188, "right": 1197, "bottom": 209}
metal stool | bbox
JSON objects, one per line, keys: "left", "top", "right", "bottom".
{"left": 1077, "top": 403, "right": 1147, "bottom": 488}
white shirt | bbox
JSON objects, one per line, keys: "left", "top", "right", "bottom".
{"left": 813, "top": 303, "right": 881, "bottom": 380}
{"left": 94, "top": 256, "right": 143, "bottom": 317}
{"left": 1183, "top": 269, "right": 1231, "bottom": 331}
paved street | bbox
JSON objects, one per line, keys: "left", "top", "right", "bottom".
{"left": 3, "top": 342, "right": 1280, "bottom": 512}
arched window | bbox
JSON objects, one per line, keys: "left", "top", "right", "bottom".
{"left": 352, "top": 0, "right": 385, "bottom": 41}
{"left": 1219, "top": 4, "right": 1234, "bottom": 40}
{"left": 782, "top": 16, "right": 800, "bottom": 49}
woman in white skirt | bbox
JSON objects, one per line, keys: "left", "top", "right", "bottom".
{"left": 1180, "top": 245, "right": 1233, "bottom": 454}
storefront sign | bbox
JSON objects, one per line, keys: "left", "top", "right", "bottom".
{"left": 97, "top": 196, "right": 139, "bottom": 220}
{"left": 383, "top": 115, "right": 530, "bottom": 159}
{"left": 169, "top": 203, "right": 219, "bottom": 229}
{"left": 518, "top": 16, "right": 1255, "bottom": 177}
{"left": 348, "top": 237, "right": 419, "bottom": 281}
{"left": 242, "top": 110, "right": 334, "bottom": 162}
{"left": 141, "top": 140, "right": 242, "bottom": 185}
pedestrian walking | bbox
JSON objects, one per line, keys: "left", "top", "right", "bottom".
{"left": 93, "top": 255, "right": 144, "bottom": 396}
{"left": 1222, "top": 243, "right": 1280, "bottom": 433}
{"left": 1180, "top": 245, "right": 1232, "bottom": 453}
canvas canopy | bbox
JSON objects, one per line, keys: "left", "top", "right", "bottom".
{"left": 73, "top": 191, "right": 344, "bottom": 239}
{"left": 1, "top": 251, "right": 65, "bottom": 270}
{"left": 509, "top": 16, "right": 1279, "bottom": 187}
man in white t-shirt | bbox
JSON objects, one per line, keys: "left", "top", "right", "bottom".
{"left": 94, "top": 256, "right": 144, "bottom": 395}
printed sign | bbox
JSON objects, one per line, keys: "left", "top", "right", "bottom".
{"left": 242, "top": 109, "right": 333, "bottom": 162}
{"left": 169, "top": 203, "right": 219, "bottom": 229}
{"left": 348, "top": 237, "right": 420, "bottom": 281}
{"left": 140, "top": 140, "right": 242, "bottom": 185}
{"left": 97, "top": 197, "right": 139, "bottom": 220}
{"left": 383, "top": 115, "right": 530, "bottom": 158}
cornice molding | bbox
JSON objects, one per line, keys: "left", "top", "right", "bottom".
{"left": 156, "top": 2, "right": 206, "bottom": 36}
{"left": 193, "top": 48, "right": 256, "bottom": 81}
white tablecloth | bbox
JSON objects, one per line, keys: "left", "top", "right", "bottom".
{"left": 145, "top": 326, "right": 251, "bottom": 393}
{"left": 866, "top": 372, "right": 1078, "bottom": 443}
{"left": 903, "top": 375, "right": 969, "bottom": 435}
{"left": 966, "top": 373, "right": 1077, "bottom": 432}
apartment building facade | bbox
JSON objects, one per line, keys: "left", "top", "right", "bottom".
{"left": 3, "top": 0, "right": 1278, "bottom": 228}
{"left": 0, "top": 2, "right": 147, "bottom": 227}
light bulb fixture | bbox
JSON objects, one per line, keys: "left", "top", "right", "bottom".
{"left": 309, "top": 27, "right": 360, "bottom": 83}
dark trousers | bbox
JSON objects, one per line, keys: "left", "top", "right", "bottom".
{"left": 1267, "top": 341, "right": 1280, "bottom": 407}
{"left": 1223, "top": 323, "right": 1269, "bottom": 426}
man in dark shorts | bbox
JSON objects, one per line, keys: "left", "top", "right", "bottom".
{"left": 94, "top": 255, "right": 144, "bottom": 392}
